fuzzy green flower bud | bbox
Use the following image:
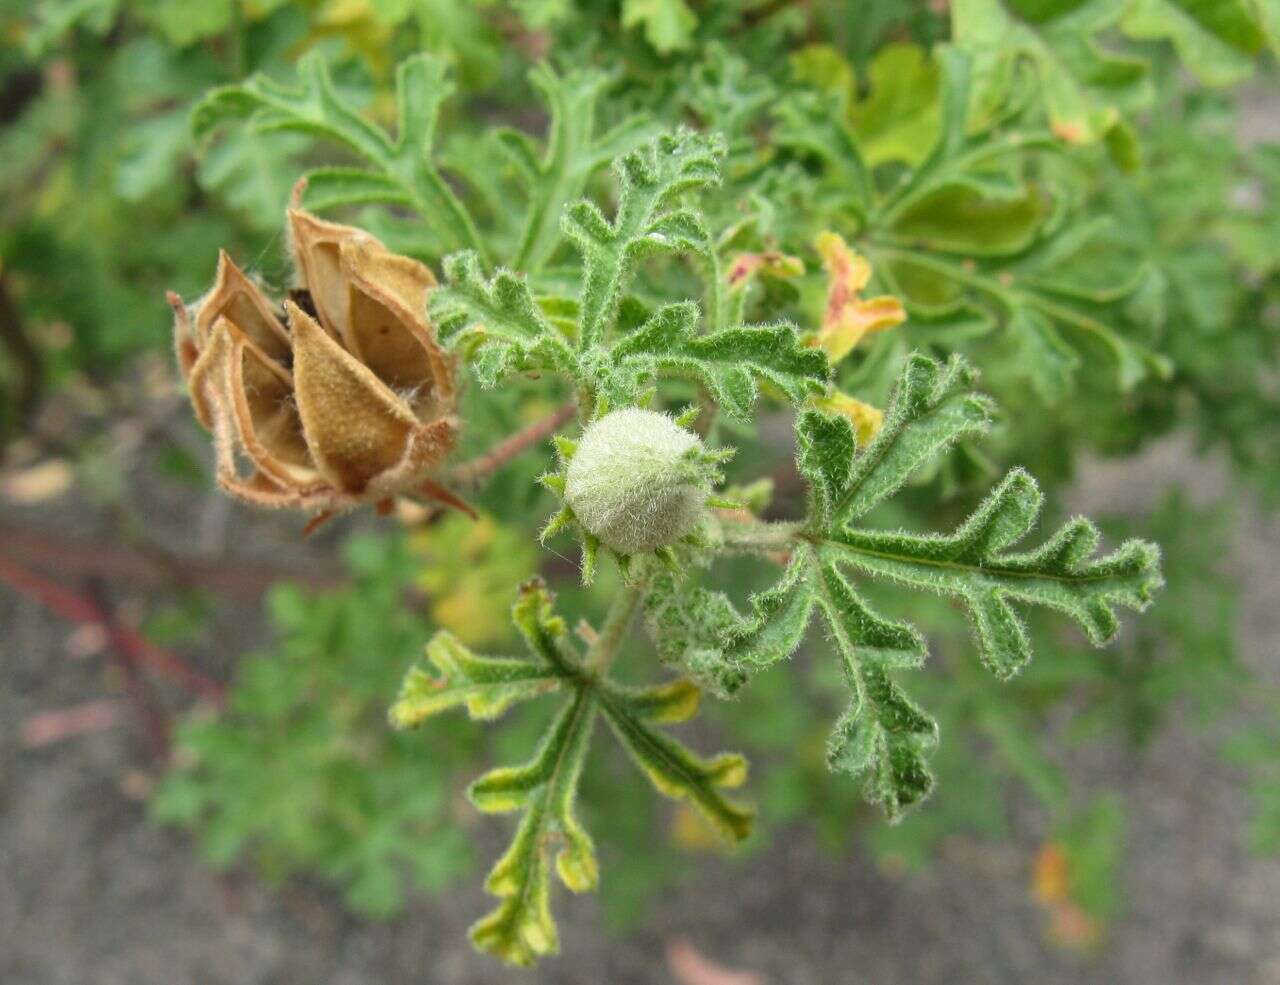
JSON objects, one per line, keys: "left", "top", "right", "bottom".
{"left": 564, "top": 408, "right": 716, "bottom": 555}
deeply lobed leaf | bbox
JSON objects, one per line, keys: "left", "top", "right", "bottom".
{"left": 468, "top": 689, "right": 599, "bottom": 965}
{"left": 609, "top": 301, "right": 829, "bottom": 420}
{"left": 644, "top": 351, "right": 1162, "bottom": 819}
{"left": 827, "top": 468, "right": 1164, "bottom": 678}
{"left": 500, "top": 65, "right": 655, "bottom": 273}
{"left": 563, "top": 128, "right": 725, "bottom": 350}
{"left": 431, "top": 252, "right": 578, "bottom": 387}
{"left": 596, "top": 683, "right": 754, "bottom": 841}
{"left": 800, "top": 352, "right": 994, "bottom": 527}
{"left": 389, "top": 631, "right": 566, "bottom": 727}
{"left": 192, "top": 53, "right": 484, "bottom": 257}
{"left": 394, "top": 576, "right": 752, "bottom": 964}
{"left": 809, "top": 554, "right": 935, "bottom": 819}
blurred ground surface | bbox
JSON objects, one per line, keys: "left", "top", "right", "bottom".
{"left": 2, "top": 429, "right": 1278, "bottom": 985}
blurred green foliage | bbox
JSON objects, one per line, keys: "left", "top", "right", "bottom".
{"left": 151, "top": 535, "right": 481, "bottom": 916}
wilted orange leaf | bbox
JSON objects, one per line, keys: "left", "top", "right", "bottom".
{"left": 808, "top": 231, "right": 905, "bottom": 364}
{"left": 726, "top": 250, "right": 805, "bottom": 290}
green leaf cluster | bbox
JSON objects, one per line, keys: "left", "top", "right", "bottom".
{"left": 193, "top": 52, "right": 487, "bottom": 258}
{"left": 152, "top": 536, "right": 477, "bottom": 917}
{"left": 648, "top": 353, "right": 1161, "bottom": 818}
{"left": 778, "top": 46, "right": 1173, "bottom": 400}
{"left": 391, "top": 575, "right": 749, "bottom": 965}
{"left": 432, "top": 127, "right": 829, "bottom": 419}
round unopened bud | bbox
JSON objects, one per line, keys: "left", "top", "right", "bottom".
{"left": 564, "top": 408, "right": 711, "bottom": 555}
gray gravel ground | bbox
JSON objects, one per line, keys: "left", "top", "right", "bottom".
{"left": 2, "top": 433, "right": 1278, "bottom": 985}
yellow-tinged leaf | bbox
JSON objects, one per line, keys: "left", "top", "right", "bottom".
{"left": 1032, "top": 841, "right": 1102, "bottom": 950}
{"left": 1032, "top": 842, "right": 1070, "bottom": 905}
{"left": 627, "top": 679, "right": 701, "bottom": 724}
{"left": 808, "top": 231, "right": 905, "bottom": 364}
{"left": 790, "top": 43, "right": 854, "bottom": 103}
{"left": 388, "top": 630, "right": 563, "bottom": 728}
{"left": 813, "top": 391, "right": 885, "bottom": 447}
{"left": 669, "top": 802, "right": 724, "bottom": 853}
{"left": 554, "top": 816, "right": 599, "bottom": 892}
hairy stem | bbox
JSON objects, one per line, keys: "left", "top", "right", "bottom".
{"left": 584, "top": 563, "right": 651, "bottom": 676}
{"left": 715, "top": 516, "right": 802, "bottom": 555}
{"left": 448, "top": 402, "right": 577, "bottom": 486}
{"left": 575, "top": 382, "right": 597, "bottom": 424}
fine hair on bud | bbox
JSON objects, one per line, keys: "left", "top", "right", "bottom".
{"left": 564, "top": 408, "right": 714, "bottom": 555}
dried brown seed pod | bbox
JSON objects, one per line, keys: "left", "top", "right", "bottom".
{"left": 168, "top": 180, "right": 466, "bottom": 529}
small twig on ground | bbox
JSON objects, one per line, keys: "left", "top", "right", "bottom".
{"left": 83, "top": 577, "right": 173, "bottom": 760}
{"left": 448, "top": 401, "right": 576, "bottom": 486}
{"left": 666, "top": 938, "right": 765, "bottom": 985}
{"left": 0, "top": 521, "right": 345, "bottom": 598}
{"left": 0, "top": 554, "right": 226, "bottom": 703}
{"left": 21, "top": 698, "right": 127, "bottom": 748}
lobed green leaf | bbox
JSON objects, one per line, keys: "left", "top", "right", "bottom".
{"left": 389, "top": 631, "right": 566, "bottom": 727}
{"left": 192, "top": 53, "right": 485, "bottom": 257}
{"left": 827, "top": 468, "right": 1164, "bottom": 678}
{"left": 502, "top": 65, "right": 655, "bottom": 273}
{"left": 468, "top": 689, "right": 599, "bottom": 965}
{"left": 597, "top": 684, "right": 754, "bottom": 842}
{"left": 432, "top": 252, "right": 578, "bottom": 386}
{"left": 610, "top": 302, "right": 829, "bottom": 420}
{"left": 802, "top": 353, "right": 994, "bottom": 526}
{"left": 808, "top": 554, "right": 935, "bottom": 820}
{"left": 563, "top": 128, "right": 724, "bottom": 351}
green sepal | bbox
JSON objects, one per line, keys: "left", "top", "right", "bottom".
{"left": 581, "top": 534, "right": 600, "bottom": 586}
{"left": 539, "top": 504, "right": 575, "bottom": 543}
{"left": 552, "top": 434, "right": 578, "bottom": 463}
{"left": 539, "top": 472, "right": 567, "bottom": 496}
